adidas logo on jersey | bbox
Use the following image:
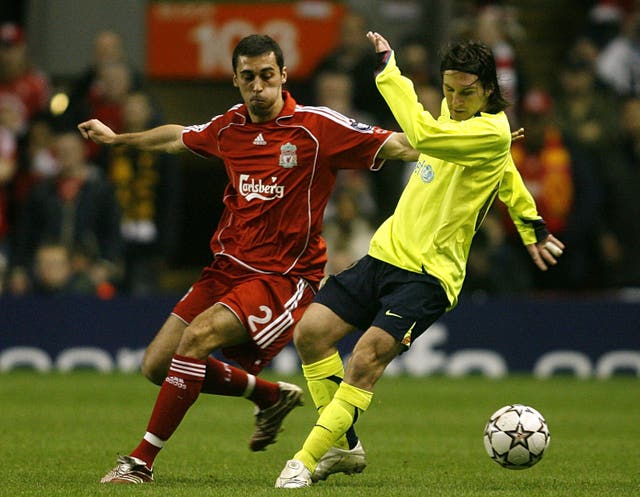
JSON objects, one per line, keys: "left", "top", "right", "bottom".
{"left": 253, "top": 133, "right": 267, "bottom": 145}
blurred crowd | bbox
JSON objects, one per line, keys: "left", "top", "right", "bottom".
{"left": 470, "top": 0, "right": 640, "bottom": 295}
{"left": 0, "top": 25, "right": 181, "bottom": 297}
{"left": 0, "top": 0, "right": 638, "bottom": 298}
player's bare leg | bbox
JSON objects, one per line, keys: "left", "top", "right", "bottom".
{"left": 288, "top": 304, "right": 368, "bottom": 483}
{"left": 277, "top": 327, "right": 401, "bottom": 487}
{"left": 102, "top": 305, "right": 303, "bottom": 483}
{"left": 140, "top": 310, "right": 301, "bottom": 434}
{"left": 140, "top": 315, "right": 186, "bottom": 385}
{"left": 166, "top": 303, "right": 301, "bottom": 450}
{"left": 293, "top": 303, "right": 354, "bottom": 364}
{"left": 175, "top": 304, "right": 304, "bottom": 451}
{"left": 174, "top": 303, "right": 248, "bottom": 358}
{"left": 343, "top": 327, "right": 402, "bottom": 391}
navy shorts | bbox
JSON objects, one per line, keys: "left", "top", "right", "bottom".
{"left": 315, "top": 255, "right": 449, "bottom": 349}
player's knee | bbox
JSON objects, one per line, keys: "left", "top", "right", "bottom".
{"left": 346, "top": 335, "right": 398, "bottom": 388}
{"left": 293, "top": 322, "right": 313, "bottom": 359}
{"left": 178, "top": 321, "right": 219, "bottom": 358}
{"left": 293, "top": 318, "right": 331, "bottom": 363}
{"left": 140, "top": 351, "right": 168, "bottom": 385}
{"left": 348, "top": 346, "right": 376, "bottom": 370}
{"left": 345, "top": 348, "right": 385, "bottom": 389}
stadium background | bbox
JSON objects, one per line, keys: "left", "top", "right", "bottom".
{"left": 1, "top": 0, "right": 638, "bottom": 376}
{"left": 14, "top": 0, "right": 589, "bottom": 270}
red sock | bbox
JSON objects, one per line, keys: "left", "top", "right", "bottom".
{"left": 201, "top": 357, "right": 279, "bottom": 409}
{"left": 130, "top": 354, "right": 206, "bottom": 468}
{"left": 247, "top": 377, "right": 280, "bottom": 409}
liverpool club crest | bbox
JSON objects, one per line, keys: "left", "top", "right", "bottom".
{"left": 279, "top": 142, "right": 298, "bottom": 168}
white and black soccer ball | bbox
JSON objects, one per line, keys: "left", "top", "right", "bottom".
{"left": 483, "top": 404, "right": 550, "bottom": 470}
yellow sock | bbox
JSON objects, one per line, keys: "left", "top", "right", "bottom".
{"left": 334, "top": 381, "right": 373, "bottom": 411}
{"left": 302, "top": 352, "right": 349, "bottom": 449}
{"left": 294, "top": 382, "right": 372, "bottom": 471}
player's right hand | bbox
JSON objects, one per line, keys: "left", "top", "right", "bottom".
{"left": 77, "top": 119, "right": 116, "bottom": 144}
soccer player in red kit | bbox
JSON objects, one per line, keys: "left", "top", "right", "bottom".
{"left": 79, "top": 34, "right": 418, "bottom": 483}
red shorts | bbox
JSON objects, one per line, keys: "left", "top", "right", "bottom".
{"left": 172, "top": 256, "right": 319, "bottom": 374}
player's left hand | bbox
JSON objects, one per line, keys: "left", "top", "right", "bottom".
{"left": 511, "top": 127, "right": 525, "bottom": 143}
{"left": 367, "top": 31, "right": 392, "bottom": 53}
{"left": 526, "top": 234, "right": 565, "bottom": 271}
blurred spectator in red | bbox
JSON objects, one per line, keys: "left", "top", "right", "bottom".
{"left": 509, "top": 88, "right": 601, "bottom": 290}
{"left": 80, "top": 60, "right": 136, "bottom": 161}
{"left": 512, "top": 90, "right": 573, "bottom": 235}
{"left": 0, "top": 124, "right": 17, "bottom": 291}
{"left": 8, "top": 113, "right": 58, "bottom": 212}
{"left": 65, "top": 30, "right": 143, "bottom": 163}
{"left": 598, "top": 96, "right": 640, "bottom": 287}
{"left": 88, "top": 62, "right": 133, "bottom": 130}
{"left": 69, "top": 30, "right": 141, "bottom": 111}
{"left": 0, "top": 23, "right": 51, "bottom": 137}
{"left": 101, "top": 91, "right": 181, "bottom": 295}
{"left": 9, "top": 129, "right": 122, "bottom": 296}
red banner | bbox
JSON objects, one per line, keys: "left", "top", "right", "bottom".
{"left": 147, "top": 2, "right": 346, "bottom": 79}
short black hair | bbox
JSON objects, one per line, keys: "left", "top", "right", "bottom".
{"left": 440, "top": 40, "right": 509, "bottom": 114}
{"left": 232, "top": 34, "right": 284, "bottom": 73}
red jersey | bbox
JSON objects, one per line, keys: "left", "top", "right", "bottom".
{"left": 182, "top": 91, "right": 393, "bottom": 280}
{"left": 0, "top": 68, "right": 50, "bottom": 128}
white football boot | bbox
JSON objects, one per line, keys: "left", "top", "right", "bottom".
{"left": 311, "top": 440, "right": 366, "bottom": 482}
{"left": 275, "top": 459, "right": 312, "bottom": 488}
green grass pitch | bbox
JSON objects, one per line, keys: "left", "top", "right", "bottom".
{"left": 2, "top": 372, "right": 639, "bottom": 497}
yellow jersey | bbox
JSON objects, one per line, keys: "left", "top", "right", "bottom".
{"left": 369, "top": 51, "right": 541, "bottom": 309}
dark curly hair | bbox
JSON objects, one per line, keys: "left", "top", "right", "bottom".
{"left": 440, "top": 40, "right": 509, "bottom": 114}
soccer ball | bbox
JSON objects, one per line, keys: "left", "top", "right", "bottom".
{"left": 483, "top": 404, "right": 550, "bottom": 469}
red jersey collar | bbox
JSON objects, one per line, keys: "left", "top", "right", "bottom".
{"left": 278, "top": 90, "right": 297, "bottom": 119}
{"left": 234, "top": 90, "right": 296, "bottom": 124}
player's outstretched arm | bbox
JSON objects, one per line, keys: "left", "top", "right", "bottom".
{"left": 526, "top": 234, "right": 565, "bottom": 271}
{"left": 77, "top": 119, "right": 186, "bottom": 154}
{"left": 379, "top": 132, "right": 419, "bottom": 161}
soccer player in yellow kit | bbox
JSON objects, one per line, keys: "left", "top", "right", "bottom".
{"left": 275, "top": 32, "right": 565, "bottom": 487}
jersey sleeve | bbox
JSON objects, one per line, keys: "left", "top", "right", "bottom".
{"left": 181, "top": 117, "right": 223, "bottom": 159}
{"left": 314, "top": 108, "right": 393, "bottom": 171}
{"left": 374, "top": 52, "right": 511, "bottom": 167}
{"left": 498, "top": 155, "right": 543, "bottom": 245}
